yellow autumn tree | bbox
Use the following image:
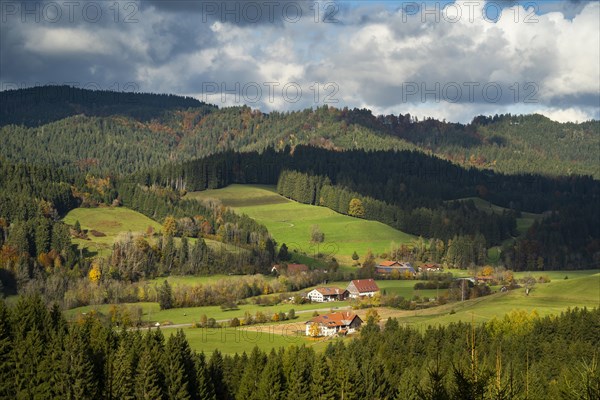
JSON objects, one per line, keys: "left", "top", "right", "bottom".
{"left": 88, "top": 261, "right": 101, "bottom": 283}
{"left": 348, "top": 198, "right": 365, "bottom": 218}
{"left": 162, "top": 216, "right": 177, "bottom": 236}
{"left": 365, "top": 308, "right": 381, "bottom": 323}
{"left": 309, "top": 322, "right": 321, "bottom": 337}
{"left": 481, "top": 265, "right": 495, "bottom": 276}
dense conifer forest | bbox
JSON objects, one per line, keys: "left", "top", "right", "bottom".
{"left": 1, "top": 296, "right": 598, "bottom": 399}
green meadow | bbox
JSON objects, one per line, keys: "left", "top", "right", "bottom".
{"left": 187, "top": 184, "right": 415, "bottom": 266}
{"left": 63, "top": 207, "right": 162, "bottom": 256}
{"left": 63, "top": 206, "right": 245, "bottom": 256}
{"left": 387, "top": 270, "right": 600, "bottom": 328}
{"left": 64, "top": 299, "right": 352, "bottom": 327}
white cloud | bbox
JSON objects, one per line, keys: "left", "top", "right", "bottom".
{"left": 2, "top": 0, "right": 598, "bottom": 123}
{"left": 536, "top": 107, "right": 596, "bottom": 123}
{"left": 23, "top": 27, "right": 113, "bottom": 55}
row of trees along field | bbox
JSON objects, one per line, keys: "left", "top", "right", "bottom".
{"left": 1, "top": 296, "right": 599, "bottom": 399}
{"left": 2, "top": 87, "right": 599, "bottom": 178}
{"left": 145, "top": 145, "right": 599, "bottom": 270}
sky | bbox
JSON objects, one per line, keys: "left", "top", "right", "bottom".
{"left": 1, "top": 0, "right": 599, "bottom": 123}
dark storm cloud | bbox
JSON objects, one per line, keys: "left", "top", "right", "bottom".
{"left": 0, "top": 0, "right": 220, "bottom": 91}
{"left": 140, "top": 0, "right": 322, "bottom": 25}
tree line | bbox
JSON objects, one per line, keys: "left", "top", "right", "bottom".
{"left": 1, "top": 296, "right": 598, "bottom": 399}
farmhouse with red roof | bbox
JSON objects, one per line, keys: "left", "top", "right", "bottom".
{"left": 305, "top": 311, "right": 363, "bottom": 336}
{"left": 376, "top": 260, "right": 416, "bottom": 276}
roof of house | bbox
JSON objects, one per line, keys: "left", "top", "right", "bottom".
{"left": 379, "top": 260, "right": 401, "bottom": 267}
{"left": 349, "top": 279, "right": 380, "bottom": 293}
{"left": 287, "top": 263, "right": 309, "bottom": 274}
{"left": 421, "top": 263, "right": 441, "bottom": 270}
{"left": 306, "top": 311, "right": 362, "bottom": 327}
{"left": 376, "top": 264, "right": 416, "bottom": 274}
{"left": 313, "top": 287, "right": 346, "bottom": 296}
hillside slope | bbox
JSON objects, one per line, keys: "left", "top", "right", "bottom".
{"left": 187, "top": 184, "right": 415, "bottom": 265}
{"left": 1, "top": 86, "right": 598, "bottom": 177}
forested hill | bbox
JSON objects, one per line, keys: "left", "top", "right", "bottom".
{"left": 0, "top": 85, "right": 213, "bottom": 127}
{"left": 1, "top": 86, "right": 598, "bottom": 177}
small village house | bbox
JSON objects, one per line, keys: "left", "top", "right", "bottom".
{"left": 305, "top": 311, "right": 363, "bottom": 337}
{"left": 346, "top": 279, "right": 380, "bottom": 298}
{"left": 271, "top": 263, "right": 309, "bottom": 275}
{"left": 306, "top": 287, "right": 349, "bottom": 302}
{"left": 376, "top": 261, "right": 416, "bottom": 276}
{"left": 419, "top": 263, "right": 442, "bottom": 272}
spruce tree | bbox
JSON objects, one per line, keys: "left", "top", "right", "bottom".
{"left": 236, "top": 347, "right": 265, "bottom": 400}
{"left": 257, "top": 350, "right": 286, "bottom": 400}
{"left": 285, "top": 348, "right": 312, "bottom": 400}
{"left": 163, "top": 331, "right": 191, "bottom": 400}
{"left": 209, "top": 349, "right": 228, "bottom": 400}
{"left": 135, "top": 347, "right": 164, "bottom": 400}
{"left": 311, "top": 354, "right": 336, "bottom": 400}
{"left": 112, "top": 338, "right": 137, "bottom": 400}
{"left": 0, "top": 301, "right": 14, "bottom": 399}
{"left": 195, "top": 352, "right": 216, "bottom": 400}
{"left": 158, "top": 280, "right": 174, "bottom": 310}
{"left": 63, "top": 327, "right": 99, "bottom": 400}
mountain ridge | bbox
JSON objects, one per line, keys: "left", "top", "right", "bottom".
{"left": 1, "top": 85, "right": 598, "bottom": 178}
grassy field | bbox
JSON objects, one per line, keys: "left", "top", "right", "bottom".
{"left": 187, "top": 185, "right": 415, "bottom": 266}
{"left": 147, "top": 274, "right": 275, "bottom": 287}
{"left": 65, "top": 299, "right": 352, "bottom": 327}
{"left": 385, "top": 270, "right": 600, "bottom": 328}
{"left": 63, "top": 207, "right": 162, "bottom": 256}
{"left": 63, "top": 206, "right": 246, "bottom": 257}
{"left": 456, "top": 197, "right": 543, "bottom": 236}
{"left": 181, "top": 325, "right": 330, "bottom": 355}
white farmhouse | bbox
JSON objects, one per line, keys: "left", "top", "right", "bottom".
{"left": 346, "top": 279, "right": 380, "bottom": 298}
{"left": 306, "top": 287, "right": 349, "bottom": 302}
{"left": 305, "top": 311, "right": 363, "bottom": 337}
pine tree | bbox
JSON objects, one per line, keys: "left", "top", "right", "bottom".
{"left": 257, "top": 350, "right": 286, "bottom": 400}
{"left": 63, "top": 327, "right": 99, "bottom": 400}
{"left": 135, "top": 346, "right": 164, "bottom": 400}
{"left": 111, "top": 337, "right": 137, "bottom": 400}
{"left": 0, "top": 301, "right": 15, "bottom": 399}
{"left": 311, "top": 354, "right": 336, "bottom": 400}
{"left": 195, "top": 352, "right": 216, "bottom": 400}
{"left": 236, "top": 347, "right": 265, "bottom": 400}
{"left": 163, "top": 330, "right": 191, "bottom": 400}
